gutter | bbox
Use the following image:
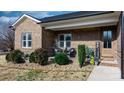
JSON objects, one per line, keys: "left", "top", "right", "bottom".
{"left": 38, "top": 11, "right": 114, "bottom": 24}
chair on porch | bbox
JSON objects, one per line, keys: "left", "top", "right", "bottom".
{"left": 47, "top": 47, "right": 63, "bottom": 62}
{"left": 47, "top": 47, "right": 77, "bottom": 61}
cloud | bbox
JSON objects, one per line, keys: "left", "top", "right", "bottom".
{"left": 0, "top": 16, "right": 10, "bottom": 23}
{"left": 0, "top": 16, "right": 18, "bottom": 24}
{"left": 0, "top": 16, "right": 18, "bottom": 34}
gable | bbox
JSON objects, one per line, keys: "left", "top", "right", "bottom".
{"left": 12, "top": 14, "right": 41, "bottom": 27}
{"left": 15, "top": 17, "right": 42, "bottom": 32}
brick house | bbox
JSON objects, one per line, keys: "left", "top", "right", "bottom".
{"left": 11, "top": 11, "right": 124, "bottom": 79}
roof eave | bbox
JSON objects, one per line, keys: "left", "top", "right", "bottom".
{"left": 40, "top": 11, "right": 114, "bottom": 23}
{"left": 12, "top": 14, "right": 41, "bottom": 27}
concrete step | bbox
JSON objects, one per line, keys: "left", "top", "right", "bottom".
{"left": 101, "top": 56, "right": 114, "bottom": 61}
{"left": 100, "top": 62, "right": 119, "bottom": 67}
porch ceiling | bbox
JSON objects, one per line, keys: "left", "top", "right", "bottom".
{"left": 42, "top": 11, "right": 121, "bottom": 31}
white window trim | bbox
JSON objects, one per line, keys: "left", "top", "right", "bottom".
{"left": 22, "top": 32, "right": 32, "bottom": 49}
{"left": 58, "top": 34, "right": 72, "bottom": 49}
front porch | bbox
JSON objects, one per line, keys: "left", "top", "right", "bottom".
{"left": 42, "top": 26, "right": 117, "bottom": 65}
{"left": 41, "top": 12, "right": 121, "bottom": 66}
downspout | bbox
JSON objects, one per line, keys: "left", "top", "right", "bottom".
{"left": 121, "top": 11, "right": 124, "bottom": 79}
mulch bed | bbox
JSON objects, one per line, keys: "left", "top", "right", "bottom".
{"left": 0, "top": 62, "right": 94, "bottom": 81}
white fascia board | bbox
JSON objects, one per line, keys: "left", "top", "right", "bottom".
{"left": 48, "top": 22, "right": 117, "bottom": 31}
{"left": 12, "top": 14, "right": 41, "bottom": 27}
{"left": 43, "top": 12, "right": 120, "bottom": 30}
{"left": 44, "top": 16, "right": 118, "bottom": 30}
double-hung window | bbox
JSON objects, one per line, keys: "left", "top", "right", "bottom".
{"left": 22, "top": 32, "right": 32, "bottom": 48}
{"left": 103, "top": 30, "right": 112, "bottom": 48}
{"left": 58, "top": 34, "right": 72, "bottom": 48}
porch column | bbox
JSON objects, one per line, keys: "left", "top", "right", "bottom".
{"left": 121, "top": 11, "right": 124, "bottom": 79}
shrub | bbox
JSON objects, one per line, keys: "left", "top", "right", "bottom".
{"left": 6, "top": 53, "right": 12, "bottom": 62}
{"left": 29, "top": 52, "right": 37, "bottom": 63}
{"left": 91, "top": 50, "right": 94, "bottom": 57}
{"left": 78, "top": 44, "right": 86, "bottom": 68}
{"left": 29, "top": 48, "right": 48, "bottom": 65}
{"left": 14, "top": 54, "right": 25, "bottom": 63}
{"left": 85, "top": 46, "right": 90, "bottom": 57}
{"left": 5, "top": 49, "right": 25, "bottom": 63}
{"left": 54, "top": 53, "right": 69, "bottom": 65}
{"left": 90, "top": 50, "right": 95, "bottom": 65}
{"left": 90, "top": 56, "right": 95, "bottom": 65}
{"left": 12, "top": 50, "right": 24, "bottom": 63}
{"left": 35, "top": 48, "right": 48, "bottom": 65}
{"left": 85, "top": 46, "right": 94, "bottom": 57}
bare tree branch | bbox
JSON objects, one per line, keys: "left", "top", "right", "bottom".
{"left": 0, "top": 22, "right": 14, "bottom": 51}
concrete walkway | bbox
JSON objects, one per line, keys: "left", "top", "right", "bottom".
{"left": 87, "top": 66, "right": 123, "bottom": 81}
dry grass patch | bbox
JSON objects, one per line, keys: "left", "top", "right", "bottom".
{"left": 0, "top": 64, "right": 94, "bottom": 81}
{"left": 15, "top": 65, "right": 94, "bottom": 81}
{"left": 0, "top": 58, "right": 94, "bottom": 81}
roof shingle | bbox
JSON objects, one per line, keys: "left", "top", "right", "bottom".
{"left": 40, "top": 11, "right": 113, "bottom": 23}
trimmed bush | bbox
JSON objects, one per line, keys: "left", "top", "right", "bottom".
{"left": 14, "top": 54, "right": 25, "bottom": 63}
{"left": 6, "top": 49, "right": 25, "bottom": 63}
{"left": 29, "top": 48, "right": 48, "bottom": 65}
{"left": 6, "top": 53, "right": 12, "bottom": 62}
{"left": 78, "top": 44, "right": 86, "bottom": 68}
{"left": 29, "top": 52, "right": 37, "bottom": 63}
{"left": 12, "top": 50, "right": 24, "bottom": 62}
{"left": 54, "top": 53, "right": 69, "bottom": 65}
{"left": 35, "top": 48, "right": 48, "bottom": 65}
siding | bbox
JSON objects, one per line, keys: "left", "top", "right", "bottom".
{"left": 15, "top": 17, "right": 42, "bottom": 53}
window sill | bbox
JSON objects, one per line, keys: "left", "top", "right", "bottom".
{"left": 22, "top": 47, "right": 32, "bottom": 49}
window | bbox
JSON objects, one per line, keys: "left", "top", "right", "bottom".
{"left": 58, "top": 34, "right": 72, "bottom": 48}
{"left": 103, "top": 31, "right": 112, "bottom": 48}
{"left": 22, "top": 32, "right": 32, "bottom": 48}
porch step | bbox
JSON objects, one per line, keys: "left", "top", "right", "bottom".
{"left": 101, "top": 56, "right": 114, "bottom": 61}
{"left": 100, "top": 63, "right": 119, "bottom": 67}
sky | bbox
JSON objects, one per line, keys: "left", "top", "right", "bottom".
{"left": 0, "top": 11, "right": 74, "bottom": 33}
{"left": 0, "top": 11, "right": 73, "bottom": 25}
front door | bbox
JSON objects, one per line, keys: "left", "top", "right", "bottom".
{"left": 101, "top": 30, "right": 114, "bottom": 61}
